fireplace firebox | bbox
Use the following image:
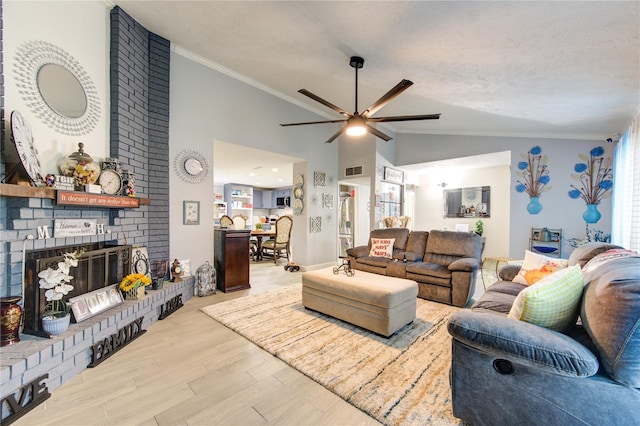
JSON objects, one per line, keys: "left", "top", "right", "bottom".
{"left": 23, "top": 243, "right": 132, "bottom": 336}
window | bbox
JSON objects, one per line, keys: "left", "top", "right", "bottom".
{"left": 612, "top": 111, "right": 640, "bottom": 251}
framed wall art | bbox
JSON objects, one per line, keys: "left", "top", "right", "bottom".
{"left": 383, "top": 166, "right": 404, "bottom": 184}
{"left": 183, "top": 200, "right": 200, "bottom": 225}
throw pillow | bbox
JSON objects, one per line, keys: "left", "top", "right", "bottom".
{"left": 508, "top": 265, "right": 584, "bottom": 332}
{"left": 513, "top": 250, "right": 568, "bottom": 285}
{"left": 369, "top": 238, "right": 395, "bottom": 258}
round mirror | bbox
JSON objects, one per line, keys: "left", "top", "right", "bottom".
{"left": 14, "top": 40, "right": 100, "bottom": 136}
{"left": 37, "top": 64, "right": 87, "bottom": 118}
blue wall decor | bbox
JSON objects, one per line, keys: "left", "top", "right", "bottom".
{"left": 568, "top": 146, "right": 613, "bottom": 224}
{"left": 515, "top": 146, "right": 551, "bottom": 214}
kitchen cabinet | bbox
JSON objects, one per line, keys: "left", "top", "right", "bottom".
{"left": 253, "top": 189, "right": 273, "bottom": 209}
{"left": 213, "top": 200, "right": 227, "bottom": 225}
{"left": 272, "top": 187, "right": 292, "bottom": 208}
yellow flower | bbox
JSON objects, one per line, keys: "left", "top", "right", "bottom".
{"left": 119, "top": 273, "right": 151, "bottom": 292}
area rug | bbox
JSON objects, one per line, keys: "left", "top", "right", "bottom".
{"left": 201, "top": 284, "right": 462, "bottom": 426}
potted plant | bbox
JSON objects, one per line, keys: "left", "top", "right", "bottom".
{"left": 119, "top": 273, "right": 152, "bottom": 300}
{"left": 475, "top": 219, "right": 484, "bottom": 236}
{"left": 38, "top": 250, "right": 83, "bottom": 335}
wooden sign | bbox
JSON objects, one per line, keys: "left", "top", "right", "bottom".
{"left": 54, "top": 219, "right": 97, "bottom": 237}
{"left": 57, "top": 191, "right": 140, "bottom": 208}
{"left": 88, "top": 317, "right": 145, "bottom": 367}
{"left": 159, "top": 294, "right": 183, "bottom": 320}
{"left": 1, "top": 374, "right": 50, "bottom": 425}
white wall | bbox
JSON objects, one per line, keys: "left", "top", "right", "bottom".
{"left": 411, "top": 165, "right": 511, "bottom": 258}
{"left": 396, "top": 134, "right": 615, "bottom": 259}
{"left": 4, "top": 1, "right": 110, "bottom": 173}
{"left": 169, "top": 53, "right": 339, "bottom": 268}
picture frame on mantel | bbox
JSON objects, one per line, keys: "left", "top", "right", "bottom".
{"left": 183, "top": 200, "right": 200, "bottom": 225}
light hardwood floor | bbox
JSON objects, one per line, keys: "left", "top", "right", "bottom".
{"left": 15, "top": 260, "right": 381, "bottom": 426}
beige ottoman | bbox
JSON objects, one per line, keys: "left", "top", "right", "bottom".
{"left": 302, "top": 267, "right": 418, "bottom": 337}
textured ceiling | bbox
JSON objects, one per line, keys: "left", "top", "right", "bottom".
{"left": 112, "top": 1, "right": 640, "bottom": 187}
{"left": 114, "top": 0, "right": 639, "bottom": 141}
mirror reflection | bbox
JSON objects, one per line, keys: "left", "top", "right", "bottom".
{"left": 443, "top": 186, "right": 490, "bottom": 218}
{"left": 37, "top": 63, "right": 87, "bottom": 118}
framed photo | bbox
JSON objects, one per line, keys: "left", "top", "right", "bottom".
{"left": 69, "top": 284, "right": 123, "bottom": 322}
{"left": 180, "top": 259, "right": 192, "bottom": 276}
{"left": 183, "top": 200, "right": 200, "bottom": 225}
{"left": 532, "top": 230, "right": 541, "bottom": 240}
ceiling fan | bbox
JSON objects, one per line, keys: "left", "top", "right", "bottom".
{"left": 280, "top": 56, "right": 440, "bottom": 143}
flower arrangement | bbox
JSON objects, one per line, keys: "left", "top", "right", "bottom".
{"left": 515, "top": 146, "right": 551, "bottom": 197}
{"left": 38, "top": 250, "right": 83, "bottom": 318}
{"left": 119, "top": 273, "right": 152, "bottom": 293}
{"left": 568, "top": 146, "right": 613, "bottom": 205}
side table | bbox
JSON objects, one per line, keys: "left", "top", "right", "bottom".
{"left": 481, "top": 257, "right": 511, "bottom": 289}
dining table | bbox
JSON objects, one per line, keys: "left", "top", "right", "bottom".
{"left": 250, "top": 229, "right": 276, "bottom": 261}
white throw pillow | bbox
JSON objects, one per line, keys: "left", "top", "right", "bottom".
{"left": 513, "top": 250, "right": 568, "bottom": 285}
{"left": 369, "top": 238, "right": 395, "bottom": 258}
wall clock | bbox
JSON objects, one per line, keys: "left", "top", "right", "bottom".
{"left": 98, "top": 169, "right": 122, "bottom": 195}
{"left": 132, "top": 247, "right": 150, "bottom": 276}
{"left": 174, "top": 150, "right": 209, "bottom": 184}
{"left": 10, "top": 110, "right": 43, "bottom": 185}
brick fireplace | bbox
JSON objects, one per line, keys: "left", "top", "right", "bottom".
{"left": 22, "top": 243, "right": 132, "bottom": 336}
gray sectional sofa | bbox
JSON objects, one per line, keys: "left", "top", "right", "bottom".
{"left": 447, "top": 242, "right": 640, "bottom": 425}
{"left": 346, "top": 228, "right": 483, "bottom": 307}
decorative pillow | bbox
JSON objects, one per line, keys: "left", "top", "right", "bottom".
{"left": 513, "top": 250, "right": 568, "bottom": 285}
{"left": 369, "top": 238, "right": 395, "bottom": 258}
{"left": 508, "top": 265, "right": 584, "bottom": 332}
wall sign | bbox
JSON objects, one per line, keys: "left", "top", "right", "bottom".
{"left": 57, "top": 191, "right": 140, "bottom": 208}
{"left": 383, "top": 167, "right": 404, "bottom": 184}
{"left": 54, "top": 219, "right": 97, "bottom": 237}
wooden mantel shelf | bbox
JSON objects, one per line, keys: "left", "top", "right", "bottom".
{"left": 0, "top": 183, "right": 150, "bottom": 206}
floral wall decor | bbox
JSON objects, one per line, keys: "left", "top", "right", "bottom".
{"left": 568, "top": 146, "right": 613, "bottom": 224}
{"left": 515, "top": 145, "right": 551, "bottom": 214}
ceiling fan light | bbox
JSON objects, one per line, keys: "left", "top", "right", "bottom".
{"left": 346, "top": 125, "right": 367, "bottom": 136}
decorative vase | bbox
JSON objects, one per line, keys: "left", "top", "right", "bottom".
{"left": 125, "top": 286, "right": 146, "bottom": 300}
{"left": 1, "top": 296, "right": 23, "bottom": 346}
{"left": 41, "top": 313, "right": 71, "bottom": 336}
{"left": 583, "top": 204, "right": 601, "bottom": 224}
{"left": 527, "top": 196, "right": 543, "bottom": 214}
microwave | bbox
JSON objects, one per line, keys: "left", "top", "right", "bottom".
{"left": 276, "top": 196, "right": 290, "bottom": 207}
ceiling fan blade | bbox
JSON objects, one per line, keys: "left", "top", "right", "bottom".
{"left": 361, "top": 79, "right": 414, "bottom": 118}
{"left": 280, "top": 119, "right": 347, "bottom": 127}
{"left": 367, "top": 113, "right": 441, "bottom": 123}
{"left": 298, "top": 89, "right": 350, "bottom": 116}
{"left": 366, "top": 124, "right": 393, "bottom": 141}
{"left": 325, "top": 126, "right": 347, "bottom": 144}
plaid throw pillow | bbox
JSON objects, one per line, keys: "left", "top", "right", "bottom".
{"left": 508, "top": 265, "right": 584, "bottom": 332}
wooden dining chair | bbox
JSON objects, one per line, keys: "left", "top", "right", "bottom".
{"left": 261, "top": 215, "right": 293, "bottom": 264}
{"left": 232, "top": 214, "right": 247, "bottom": 229}
{"left": 219, "top": 215, "right": 233, "bottom": 227}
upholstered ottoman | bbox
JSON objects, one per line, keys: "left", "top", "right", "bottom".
{"left": 302, "top": 267, "right": 418, "bottom": 337}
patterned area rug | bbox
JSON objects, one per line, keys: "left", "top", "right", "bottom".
{"left": 201, "top": 284, "right": 462, "bottom": 426}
